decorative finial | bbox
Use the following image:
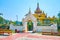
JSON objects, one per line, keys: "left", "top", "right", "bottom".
{"left": 43, "top": 11, "right": 44, "bottom": 13}
{"left": 36, "top": 2, "right": 40, "bottom": 10}
{"left": 25, "top": 8, "right": 31, "bottom": 16}
{"left": 37, "top": 3, "right": 39, "bottom": 8}
{"left": 35, "top": 3, "right": 42, "bottom": 14}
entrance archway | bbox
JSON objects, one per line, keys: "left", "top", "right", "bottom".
{"left": 22, "top": 12, "right": 37, "bottom": 32}
{"left": 27, "top": 20, "right": 33, "bottom": 31}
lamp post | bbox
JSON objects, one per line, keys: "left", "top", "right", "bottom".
{"left": 16, "top": 15, "right": 18, "bottom": 21}
{"left": 16, "top": 15, "right": 18, "bottom": 25}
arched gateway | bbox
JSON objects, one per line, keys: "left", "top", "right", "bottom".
{"left": 27, "top": 20, "right": 33, "bottom": 31}
{"left": 22, "top": 9, "right": 37, "bottom": 32}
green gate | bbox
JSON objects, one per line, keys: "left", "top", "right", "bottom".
{"left": 27, "top": 21, "right": 33, "bottom": 31}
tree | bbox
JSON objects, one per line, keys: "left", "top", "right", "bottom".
{"left": 57, "top": 12, "right": 60, "bottom": 32}
{"left": 58, "top": 12, "right": 60, "bottom": 18}
{"left": 0, "top": 16, "right": 4, "bottom": 24}
{"left": 0, "top": 13, "right": 3, "bottom": 15}
{"left": 57, "top": 12, "right": 60, "bottom": 23}
{"left": 12, "top": 21, "right": 16, "bottom": 25}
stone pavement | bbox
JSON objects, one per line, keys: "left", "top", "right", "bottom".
{"left": 0, "top": 33, "right": 60, "bottom": 40}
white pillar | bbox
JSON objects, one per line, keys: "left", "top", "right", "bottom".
{"left": 33, "top": 21, "right": 37, "bottom": 31}
{"left": 23, "top": 21, "right": 28, "bottom": 32}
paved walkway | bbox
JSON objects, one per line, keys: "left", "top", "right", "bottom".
{"left": 0, "top": 33, "right": 60, "bottom": 40}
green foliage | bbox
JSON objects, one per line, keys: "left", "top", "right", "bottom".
{"left": 57, "top": 12, "right": 60, "bottom": 32}
{"left": 0, "top": 24, "right": 9, "bottom": 29}
{"left": 44, "top": 19, "right": 50, "bottom": 24}
{"left": 12, "top": 21, "right": 22, "bottom": 26}
{"left": 5, "top": 20, "right": 10, "bottom": 24}
{"left": 58, "top": 12, "right": 60, "bottom": 18}
{"left": 57, "top": 19, "right": 60, "bottom": 23}
{"left": 12, "top": 21, "right": 16, "bottom": 25}
{"left": 0, "top": 16, "right": 4, "bottom": 24}
{"left": 37, "top": 20, "right": 41, "bottom": 26}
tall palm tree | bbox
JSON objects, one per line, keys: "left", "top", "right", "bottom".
{"left": 57, "top": 12, "right": 60, "bottom": 32}
{"left": 0, "top": 13, "right": 3, "bottom": 15}
{"left": 58, "top": 12, "right": 60, "bottom": 19}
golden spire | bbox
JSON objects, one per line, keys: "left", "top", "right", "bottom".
{"left": 35, "top": 3, "right": 42, "bottom": 14}
{"left": 36, "top": 3, "right": 40, "bottom": 10}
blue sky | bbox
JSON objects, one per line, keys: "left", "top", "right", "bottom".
{"left": 0, "top": 0, "right": 60, "bottom": 21}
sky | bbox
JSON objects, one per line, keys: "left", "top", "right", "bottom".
{"left": 0, "top": 0, "right": 60, "bottom": 21}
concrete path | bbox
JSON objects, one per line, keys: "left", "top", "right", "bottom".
{"left": 0, "top": 33, "right": 60, "bottom": 40}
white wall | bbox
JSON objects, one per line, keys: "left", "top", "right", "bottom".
{"left": 10, "top": 24, "right": 24, "bottom": 31}
{"left": 10, "top": 24, "right": 58, "bottom": 33}
{"left": 35, "top": 24, "right": 58, "bottom": 33}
